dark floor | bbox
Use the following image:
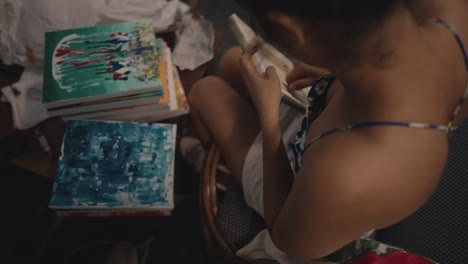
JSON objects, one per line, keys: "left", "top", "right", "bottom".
{"left": 1, "top": 149, "right": 203, "bottom": 264}
{"left": 1, "top": 1, "right": 248, "bottom": 264}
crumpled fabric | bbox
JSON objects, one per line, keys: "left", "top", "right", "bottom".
{"left": 0, "top": 0, "right": 22, "bottom": 65}
{"left": 92, "top": 0, "right": 190, "bottom": 32}
{"left": 172, "top": 13, "right": 215, "bottom": 71}
{"left": 2, "top": 68, "right": 49, "bottom": 130}
{"left": 0, "top": 0, "right": 192, "bottom": 67}
{"left": 0, "top": 0, "right": 99, "bottom": 66}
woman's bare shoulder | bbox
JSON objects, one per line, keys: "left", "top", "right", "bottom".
{"left": 272, "top": 128, "right": 448, "bottom": 258}
{"left": 408, "top": 0, "right": 467, "bottom": 18}
{"left": 409, "top": 0, "right": 468, "bottom": 34}
{"left": 298, "top": 127, "right": 448, "bottom": 226}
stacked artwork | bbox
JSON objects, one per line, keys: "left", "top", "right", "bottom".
{"left": 49, "top": 120, "right": 176, "bottom": 217}
{"left": 43, "top": 20, "right": 188, "bottom": 121}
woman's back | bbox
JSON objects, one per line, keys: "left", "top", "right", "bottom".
{"left": 371, "top": 4, "right": 468, "bottom": 262}
{"left": 249, "top": 0, "right": 468, "bottom": 258}
{"left": 376, "top": 117, "right": 468, "bottom": 263}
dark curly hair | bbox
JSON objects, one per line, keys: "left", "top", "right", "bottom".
{"left": 235, "top": 0, "right": 398, "bottom": 21}
{"left": 236, "top": 0, "right": 403, "bottom": 64}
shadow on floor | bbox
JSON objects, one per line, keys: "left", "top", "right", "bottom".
{"left": 1, "top": 146, "right": 205, "bottom": 264}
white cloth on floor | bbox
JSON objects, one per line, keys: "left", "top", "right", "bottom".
{"left": 0, "top": 0, "right": 99, "bottom": 66}
{"left": 91, "top": 0, "right": 190, "bottom": 32}
{"left": 0, "top": 0, "right": 192, "bottom": 67}
{"left": 172, "top": 13, "right": 215, "bottom": 71}
{"left": 0, "top": 0, "right": 22, "bottom": 65}
{"left": 1, "top": 68, "right": 49, "bottom": 130}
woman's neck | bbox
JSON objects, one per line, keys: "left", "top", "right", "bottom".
{"left": 316, "top": 6, "right": 437, "bottom": 121}
{"left": 327, "top": 6, "right": 423, "bottom": 96}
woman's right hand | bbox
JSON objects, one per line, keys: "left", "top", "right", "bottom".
{"left": 286, "top": 62, "right": 329, "bottom": 91}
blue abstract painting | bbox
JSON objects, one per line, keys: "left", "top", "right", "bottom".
{"left": 50, "top": 120, "right": 176, "bottom": 210}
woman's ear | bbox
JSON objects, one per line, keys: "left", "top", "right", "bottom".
{"left": 268, "top": 12, "right": 306, "bottom": 47}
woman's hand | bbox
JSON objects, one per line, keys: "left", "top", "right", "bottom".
{"left": 240, "top": 48, "right": 282, "bottom": 126}
{"left": 286, "top": 62, "right": 329, "bottom": 91}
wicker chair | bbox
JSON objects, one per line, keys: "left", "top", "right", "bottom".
{"left": 200, "top": 143, "right": 233, "bottom": 253}
{"left": 200, "top": 144, "right": 266, "bottom": 256}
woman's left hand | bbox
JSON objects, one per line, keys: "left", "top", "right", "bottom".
{"left": 240, "top": 48, "right": 282, "bottom": 125}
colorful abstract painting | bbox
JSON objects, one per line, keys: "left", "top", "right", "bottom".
{"left": 50, "top": 120, "right": 176, "bottom": 210}
{"left": 43, "top": 20, "right": 163, "bottom": 106}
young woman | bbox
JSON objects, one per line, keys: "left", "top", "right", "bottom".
{"left": 187, "top": 0, "right": 468, "bottom": 263}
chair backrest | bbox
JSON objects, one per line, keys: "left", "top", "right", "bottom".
{"left": 201, "top": 144, "right": 265, "bottom": 254}
{"left": 376, "top": 118, "right": 468, "bottom": 264}
{"left": 215, "top": 181, "right": 265, "bottom": 250}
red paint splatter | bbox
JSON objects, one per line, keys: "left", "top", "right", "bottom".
{"left": 113, "top": 73, "right": 122, "bottom": 80}
{"left": 71, "top": 59, "right": 101, "bottom": 68}
{"left": 342, "top": 251, "right": 434, "bottom": 264}
{"left": 118, "top": 32, "right": 122, "bottom": 35}
{"left": 110, "top": 34, "right": 116, "bottom": 38}
{"left": 72, "top": 61, "right": 91, "bottom": 67}
{"left": 56, "top": 60, "right": 65, "bottom": 65}
{"left": 55, "top": 48, "right": 79, "bottom": 57}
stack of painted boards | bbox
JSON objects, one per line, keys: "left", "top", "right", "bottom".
{"left": 44, "top": 21, "right": 184, "bottom": 217}
{"left": 43, "top": 20, "right": 188, "bottom": 122}
{"left": 49, "top": 120, "right": 176, "bottom": 217}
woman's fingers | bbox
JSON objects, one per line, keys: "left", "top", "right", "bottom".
{"left": 288, "top": 78, "right": 315, "bottom": 91}
{"left": 286, "top": 62, "right": 329, "bottom": 85}
{"left": 264, "top": 66, "right": 279, "bottom": 82}
{"left": 286, "top": 65, "right": 307, "bottom": 84}
{"left": 240, "top": 43, "right": 263, "bottom": 80}
{"left": 240, "top": 51, "right": 258, "bottom": 82}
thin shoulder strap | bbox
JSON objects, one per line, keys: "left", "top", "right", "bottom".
{"left": 429, "top": 18, "right": 468, "bottom": 126}
{"left": 429, "top": 18, "right": 468, "bottom": 68}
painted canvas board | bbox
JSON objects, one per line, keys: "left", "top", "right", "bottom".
{"left": 43, "top": 21, "right": 164, "bottom": 108}
{"left": 47, "top": 91, "right": 163, "bottom": 117}
{"left": 49, "top": 120, "right": 176, "bottom": 210}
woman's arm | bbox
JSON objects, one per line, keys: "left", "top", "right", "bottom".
{"left": 261, "top": 114, "right": 295, "bottom": 231}
{"left": 269, "top": 129, "right": 448, "bottom": 259}
{"left": 239, "top": 49, "right": 295, "bottom": 230}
